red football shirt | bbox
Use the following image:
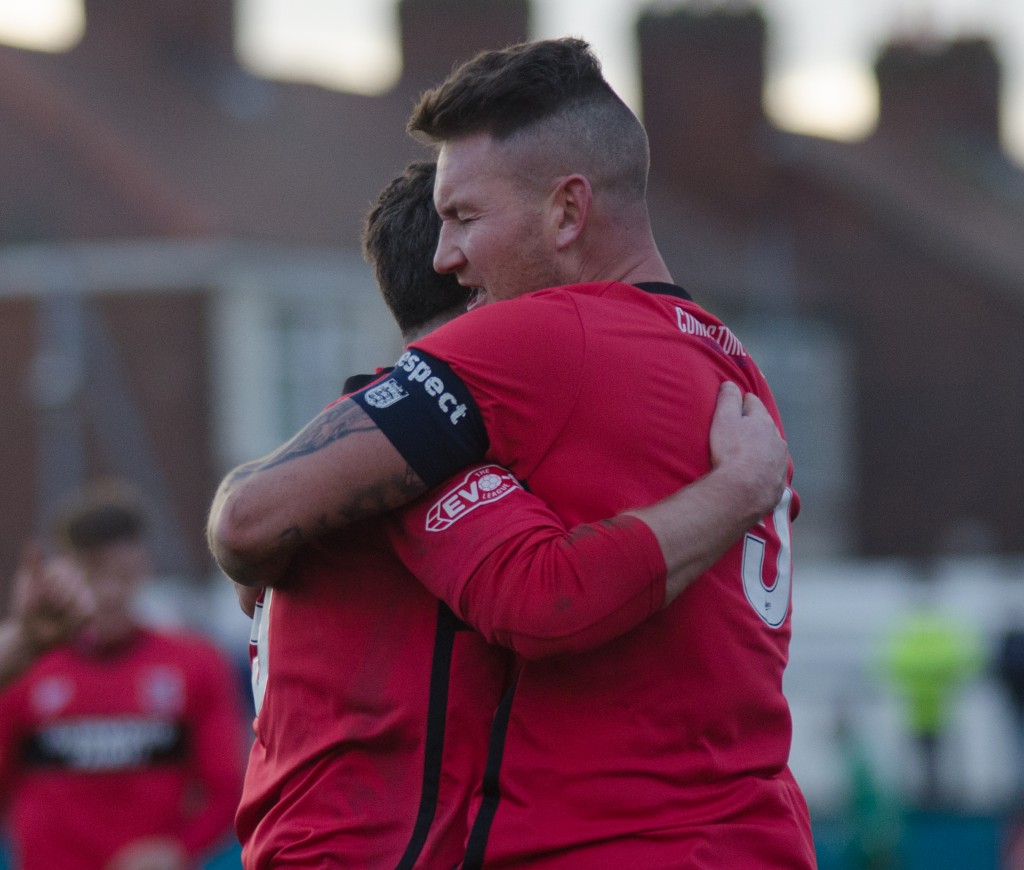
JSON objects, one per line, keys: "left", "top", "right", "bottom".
{"left": 354, "top": 282, "right": 815, "bottom": 868}
{"left": 387, "top": 465, "right": 668, "bottom": 660}
{"left": 236, "top": 521, "right": 511, "bottom": 869}
{"left": 0, "top": 628, "right": 244, "bottom": 870}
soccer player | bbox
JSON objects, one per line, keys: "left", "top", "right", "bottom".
{"left": 234, "top": 161, "right": 511, "bottom": 869}
{"left": 0, "top": 480, "right": 244, "bottom": 870}
{"left": 235, "top": 159, "right": 788, "bottom": 867}
{"left": 209, "top": 35, "right": 813, "bottom": 863}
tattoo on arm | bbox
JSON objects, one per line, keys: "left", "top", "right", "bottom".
{"left": 235, "top": 402, "right": 378, "bottom": 480}
{"left": 333, "top": 465, "right": 425, "bottom": 526}
{"left": 224, "top": 401, "right": 428, "bottom": 542}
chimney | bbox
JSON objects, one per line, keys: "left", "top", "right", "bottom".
{"left": 874, "top": 38, "right": 1001, "bottom": 148}
{"left": 397, "top": 0, "right": 529, "bottom": 96}
{"left": 637, "top": 6, "right": 769, "bottom": 207}
{"left": 81, "top": 0, "right": 237, "bottom": 70}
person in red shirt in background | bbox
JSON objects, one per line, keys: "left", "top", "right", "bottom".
{"left": 0, "top": 479, "right": 244, "bottom": 870}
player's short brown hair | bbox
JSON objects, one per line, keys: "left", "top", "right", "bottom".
{"left": 52, "top": 479, "right": 148, "bottom": 554}
{"left": 361, "top": 160, "right": 469, "bottom": 335}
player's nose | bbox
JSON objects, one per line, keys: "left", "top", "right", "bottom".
{"left": 433, "top": 225, "right": 465, "bottom": 275}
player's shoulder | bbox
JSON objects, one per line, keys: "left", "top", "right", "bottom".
{"left": 415, "top": 286, "right": 588, "bottom": 362}
{"left": 517, "top": 281, "right": 630, "bottom": 307}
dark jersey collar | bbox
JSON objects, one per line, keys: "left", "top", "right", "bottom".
{"left": 633, "top": 281, "right": 692, "bottom": 302}
{"left": 343, "top": 369, "right": 392, "bottom": 395}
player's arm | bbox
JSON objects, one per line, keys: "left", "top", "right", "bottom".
{"left": 388, "top": 489, "right": 664, "bottom": 659}
{"left": 208, "top": 340, "right": 492, "bottom": 591}
{"left": 0, "top": 544, "right": 95, "bottom": 689}
{"left": 389, "top": 382, "right": 788, "bottom": 659}
{"left": 207, "top": 398, "right": 428, "bottom": 589}
{"left": 624, "top": 383, "right": 789, "bottom": 602}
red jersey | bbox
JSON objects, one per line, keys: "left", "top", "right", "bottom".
{"left": 354, "top": 281, "right": 815, "bottom": 868}
{"left": 236, "top": 520, "right": 511, "bottom": 868}
{"left": 387, "top": 465, "right": 668, "bottom": 660}
{"left": 0, "top": 627, "right": 244, "bottom": 870}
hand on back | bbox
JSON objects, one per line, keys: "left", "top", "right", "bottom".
{"left": 709, "top": 382, "right": 789, "bottom": 518}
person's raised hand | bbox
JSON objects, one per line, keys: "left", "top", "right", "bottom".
{"left": 11, "top": 542, "right": 95, "bottom": 654}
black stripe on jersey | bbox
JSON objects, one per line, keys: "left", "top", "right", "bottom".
{"left": 394, "top": 602, "right": 462, "bottom": 870}
{"left": 22, "top": 718, "right": 188, "bottom": 770}
{"left": 461, "top": 670, "right": 520, "bottom": 870}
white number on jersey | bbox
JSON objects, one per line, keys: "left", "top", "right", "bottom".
{"left": 741, "top": 489, "right": 793, "bottom": 628}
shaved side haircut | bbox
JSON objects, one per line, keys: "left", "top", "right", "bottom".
{"left": 408, "top": 38, "right": 650, "bottom": 202}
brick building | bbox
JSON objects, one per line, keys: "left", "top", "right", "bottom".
{"left": 0, "top": 0, "right": 1020, "bottom": 588}
{"left": 637, "top": 9, "right": 1024, "bottom": 558}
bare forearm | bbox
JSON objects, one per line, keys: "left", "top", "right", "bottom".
{"left": 206, "top": 462, "right": 300, "bottom": 588}
{"left": 207, "top": 399, "right": 427, "bottom": 586}
{"left": 625, "top": 464, "right": 782, "bottom": 605}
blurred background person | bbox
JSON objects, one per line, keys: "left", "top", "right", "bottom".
{"left": 880, "top": 566, "right": 983, "bottom": 809}
{"left": 0, "top": 479, "right": 245, "bottom": 870}
{"left": 994, "top": 613, "right": 1024, "bottom": 803}
{"left": 995, "top": 614, "right": 1024, "bottom": 870}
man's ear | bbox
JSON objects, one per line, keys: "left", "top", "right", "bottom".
{"left": 551, "top": 175, "right": 591, "bottom": 251}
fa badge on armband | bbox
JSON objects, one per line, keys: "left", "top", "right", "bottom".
{"left": 363, "top": 378, "right": 409, "bottom": 409}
